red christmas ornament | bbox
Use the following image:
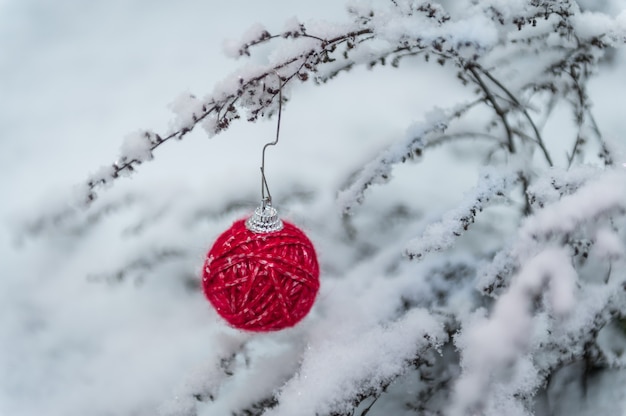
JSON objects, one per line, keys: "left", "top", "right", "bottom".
{"left": 202, "top": 205, "right": 319, "bottom": 332}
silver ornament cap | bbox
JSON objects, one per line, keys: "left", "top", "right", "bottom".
{"left": 245, "top": 200, "right": 284, "bottom": 233}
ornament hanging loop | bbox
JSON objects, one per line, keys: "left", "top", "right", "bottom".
{"left": 260, "top": 72, "right": 283, "bottom": 208}
{"left": 246, "top": 72, "right": 285, "bottom": 233}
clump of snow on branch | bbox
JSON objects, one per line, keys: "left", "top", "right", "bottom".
{"left": 168, "top": 93, "right": 206, "bottom": 133}
{"left": 518, "top": 170, "right": 626, "bottom": 251}
{"left": 222, "top": 23, "right": 271, "bottom": 59}
{"left": 526, "top": 165, "right": 601, "bottom": 209}
{"left": 119, "top": 130, "right": 155, "bottom": 163}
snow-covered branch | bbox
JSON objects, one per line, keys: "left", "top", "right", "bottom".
{"left": 478, "top": 167, "right": 626, "bottom": 295}
{"left": 405, "top": 168, "right": 518, "bottom": 260}
{"left": 267, "top": 309, "right": 445, "bottom": 416}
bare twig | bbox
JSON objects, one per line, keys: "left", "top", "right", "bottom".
{"left": 468, "top": 65, "right": 516, "bottom": 154}
{"left": 477, "top": 66, "right": 554, "bottom": 167}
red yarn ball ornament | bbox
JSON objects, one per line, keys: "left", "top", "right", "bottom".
{"left": 202, "top": 219, "right": 319, "bottom": 332}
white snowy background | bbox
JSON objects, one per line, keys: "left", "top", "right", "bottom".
{"left": 2, "top": 0, "right": 626, "bottom": 415}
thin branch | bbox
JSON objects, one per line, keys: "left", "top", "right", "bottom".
{"left": 85, "top": 28, "right": 374, "bottom": 200}
{"left": 405, "top": 170, "right": 518, "bottom": 260}
{"left": 338, "top": 99, "right": 484, "bottom": 214}
{"left": 468, "top": 65, "right": 516, "bottom": 154}
{"left": 519, "top": 171, "right": 533, "bottom": 216}
{"left": 567, "top": 134, "right": 585, "bottom": 168}
{"left": 566, "top": 65, "right": 589, "bottom": 169}
{"left": 565, "top": 64, "right": 614, "bottom": 168}
{"left": 360, "top": 390, "right": 384, "bottom": 416}
{"left": 428, "top": 131, "right": 505, "bottom": 147}
{"left": 477, "top": 66, "right": 554, "bottom": 167}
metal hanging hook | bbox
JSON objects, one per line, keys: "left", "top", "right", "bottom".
{"left": 260, "top": 72, "right": 283, "bottom": 208}
{"left": 245, "top": 72, "right": 285, "bottom": 233}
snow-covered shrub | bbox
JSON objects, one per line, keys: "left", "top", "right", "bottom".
{"left": 17, "top": 1, "right": 626, "bottom": 415}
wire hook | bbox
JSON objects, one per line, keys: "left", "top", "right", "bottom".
{"left": 260, "top": 73, "right": 283, "bottom": 207}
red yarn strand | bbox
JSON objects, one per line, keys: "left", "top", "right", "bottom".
{"left": 203, "top": 219, "right": 319, "bottom": 332}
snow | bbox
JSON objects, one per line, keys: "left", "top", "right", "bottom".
{"left": 405, "top": 168, "right": 516, "bottom": 259}
{"left": 267, "top": 309, "right": 445, "bottom": 416}
{"left": 3, "top": 1, "right": 626, "bottom": 416}
{"left": 572, "top": 9, "right": 626, "bottom": 41}
{"left": 222, "top": 22, "right": 271, "bottom": 58}
{"left": 336, "top": 103, "right": 464, "bottom": 214}
{"left": 519, "top": 170, "right": 626, "bottom": 252}
{"left": 120, "top": 130, "right": 154, "bottom": 163}
{"left": 593, "top": 227, "right": 625, "bottom": 260}
{"left": 451, "top": 247, "right": 578, "bottom": 415}
{"left": 168, "top": 93, "right": 205, "bottom": 133}
{"left": 374, "top": 6, "right": 499, "bottom": 54}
